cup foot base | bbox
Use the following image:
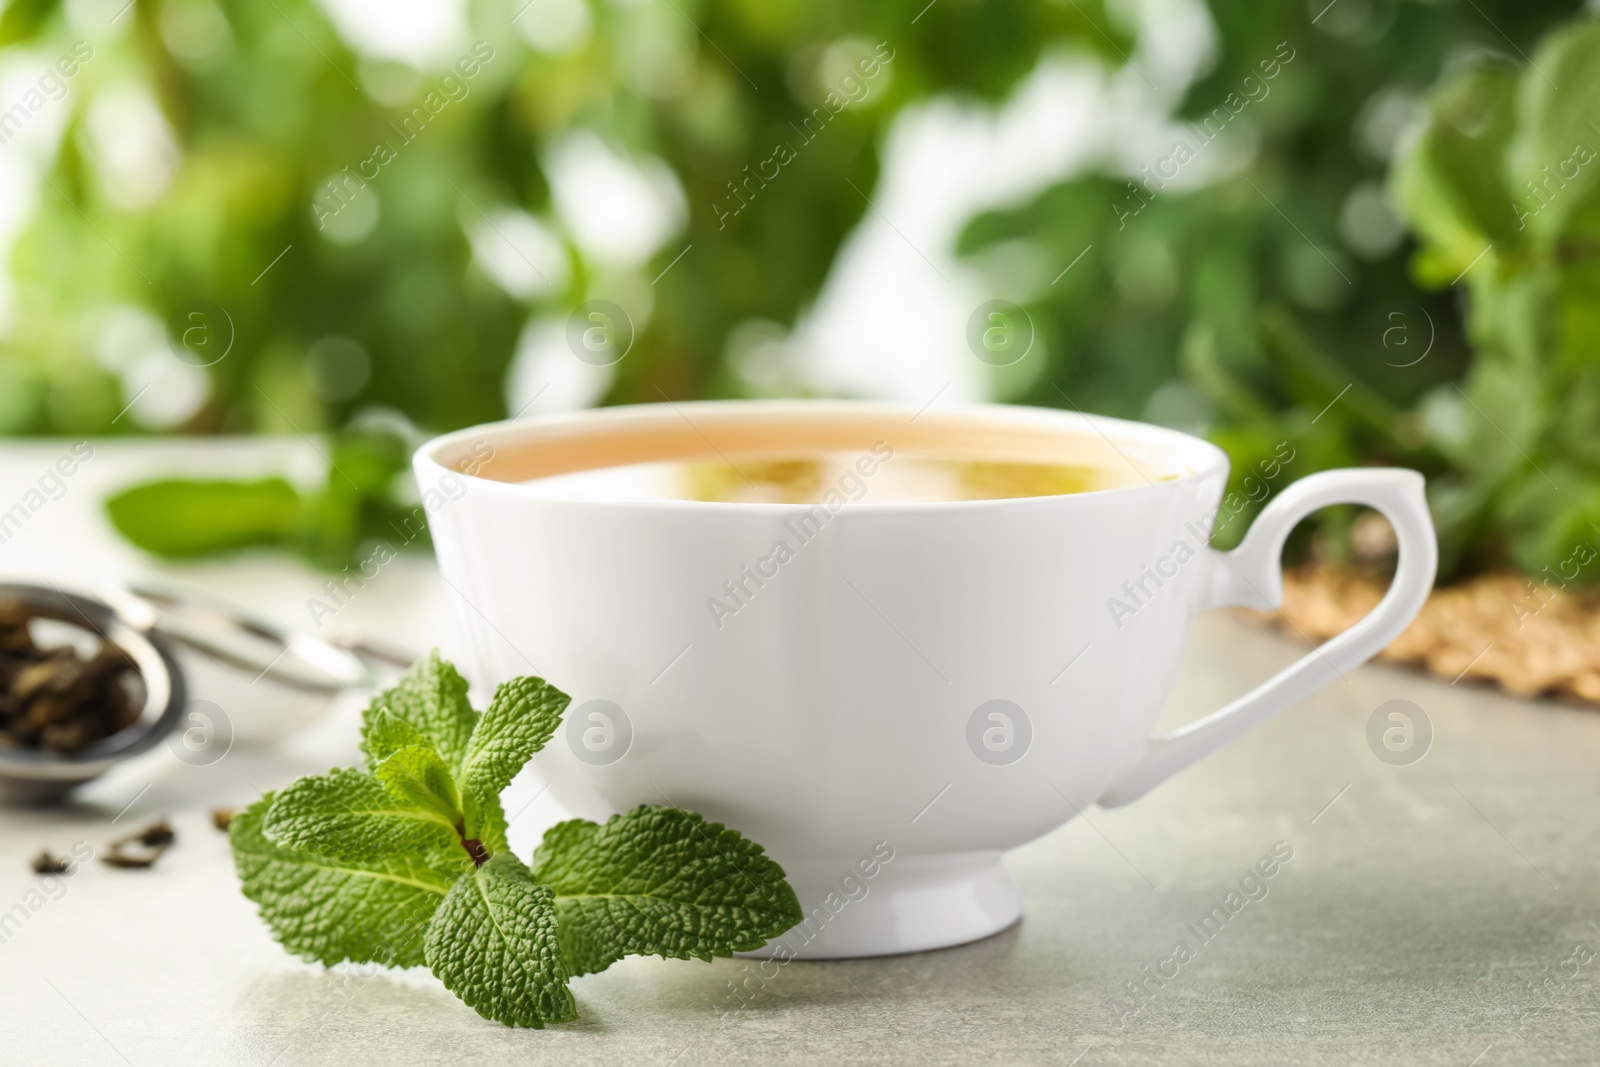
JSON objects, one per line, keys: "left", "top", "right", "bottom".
{"left": 740, "top": 851, "right": 1022, "bottom": 960}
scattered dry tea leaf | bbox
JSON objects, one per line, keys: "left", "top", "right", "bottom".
{"left": 30, "top": 850, "right": 71, "bottom": 874}
{"left": 102, "top": 852, "right": 161, "bottom": 869}
{"left": 211, "top": 807, "right": 235, "bottom": 831}
{"left": 102, "top": 818, "right": 176, "bottom": 869}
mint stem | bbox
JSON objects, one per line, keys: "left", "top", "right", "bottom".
{"left": 458, "top": 829, "right": 490, "bottom": 867}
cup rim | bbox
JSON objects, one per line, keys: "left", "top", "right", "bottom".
{"left": 414, "top": 400, "right": 1230, "bottom": 513}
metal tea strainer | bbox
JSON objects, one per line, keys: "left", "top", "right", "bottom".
{"left": 0, "top": 577, "right": 400, "bottom": 803}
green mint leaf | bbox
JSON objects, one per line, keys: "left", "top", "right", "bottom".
{"left": 461, "top": 676, "right": 569, "bottom": 799}
{"left": 1391, "top": 59, "right": 1521, "bottom": 278}
{"left": 1506, "top": 20, "right": 1600, "bottom": 245}
{"left": 105, "top": 477, "right": 303, "bottom": 559}
{"left": 532, "top": 806, "right": 802, "bottom": 977}
{"left": 424, "top": 852, "right": 576, "bottom": 1028}
{"left": 363, "top": 708, "right": 433, "bottom": 768}
{"left": 465, "top": 792, "right": 509, "bottom": 861}
{"left": 458, "top": 676, "right": 570, "bottom": 850}
{"left": 375, "top": 745, "right": 463, "bottom": 829}
{"left": 360, "top": 649, "right": 478, "bottom": 775}
{"left": 231, "top": 795, "right": 468, "bottom": 968}
{"left": 265, "top": 767, "right": 459, "bottom": 863}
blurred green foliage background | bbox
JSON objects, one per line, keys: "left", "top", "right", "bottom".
{"left": 1, "top": 0, "right": 1595, "bottom": 582}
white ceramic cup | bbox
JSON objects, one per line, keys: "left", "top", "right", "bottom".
{"left": 415, "top": 401, "right": 1436, "bottom": 959}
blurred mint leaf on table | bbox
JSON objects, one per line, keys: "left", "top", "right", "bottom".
{"left": 233, "top": 651, "right": 800, "bottom": 1028}
{"left": 103, "top": 476, "right": 301, "bottom": 558}
{"left": 103, "top": 428, "right": 427, "bottom": 570}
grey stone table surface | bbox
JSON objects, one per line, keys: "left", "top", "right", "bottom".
{"left": 0, "top": 441, "right": 1596, "bottom": 1066}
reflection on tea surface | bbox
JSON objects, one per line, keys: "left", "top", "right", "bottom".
{"left": 524, "top": 451, "right": 1163, "bottom": 503}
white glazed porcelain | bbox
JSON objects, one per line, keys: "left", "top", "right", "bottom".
{"left": 415, "top": 401, "right": 1436, "bottom": 959}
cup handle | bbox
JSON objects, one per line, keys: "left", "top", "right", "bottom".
{"left": 1097, "top": 468, "right": 1437, "bottom": 808}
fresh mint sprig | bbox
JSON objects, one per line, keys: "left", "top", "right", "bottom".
{"left": 231, "top": 650, "right": 801, "bottom": 1028}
